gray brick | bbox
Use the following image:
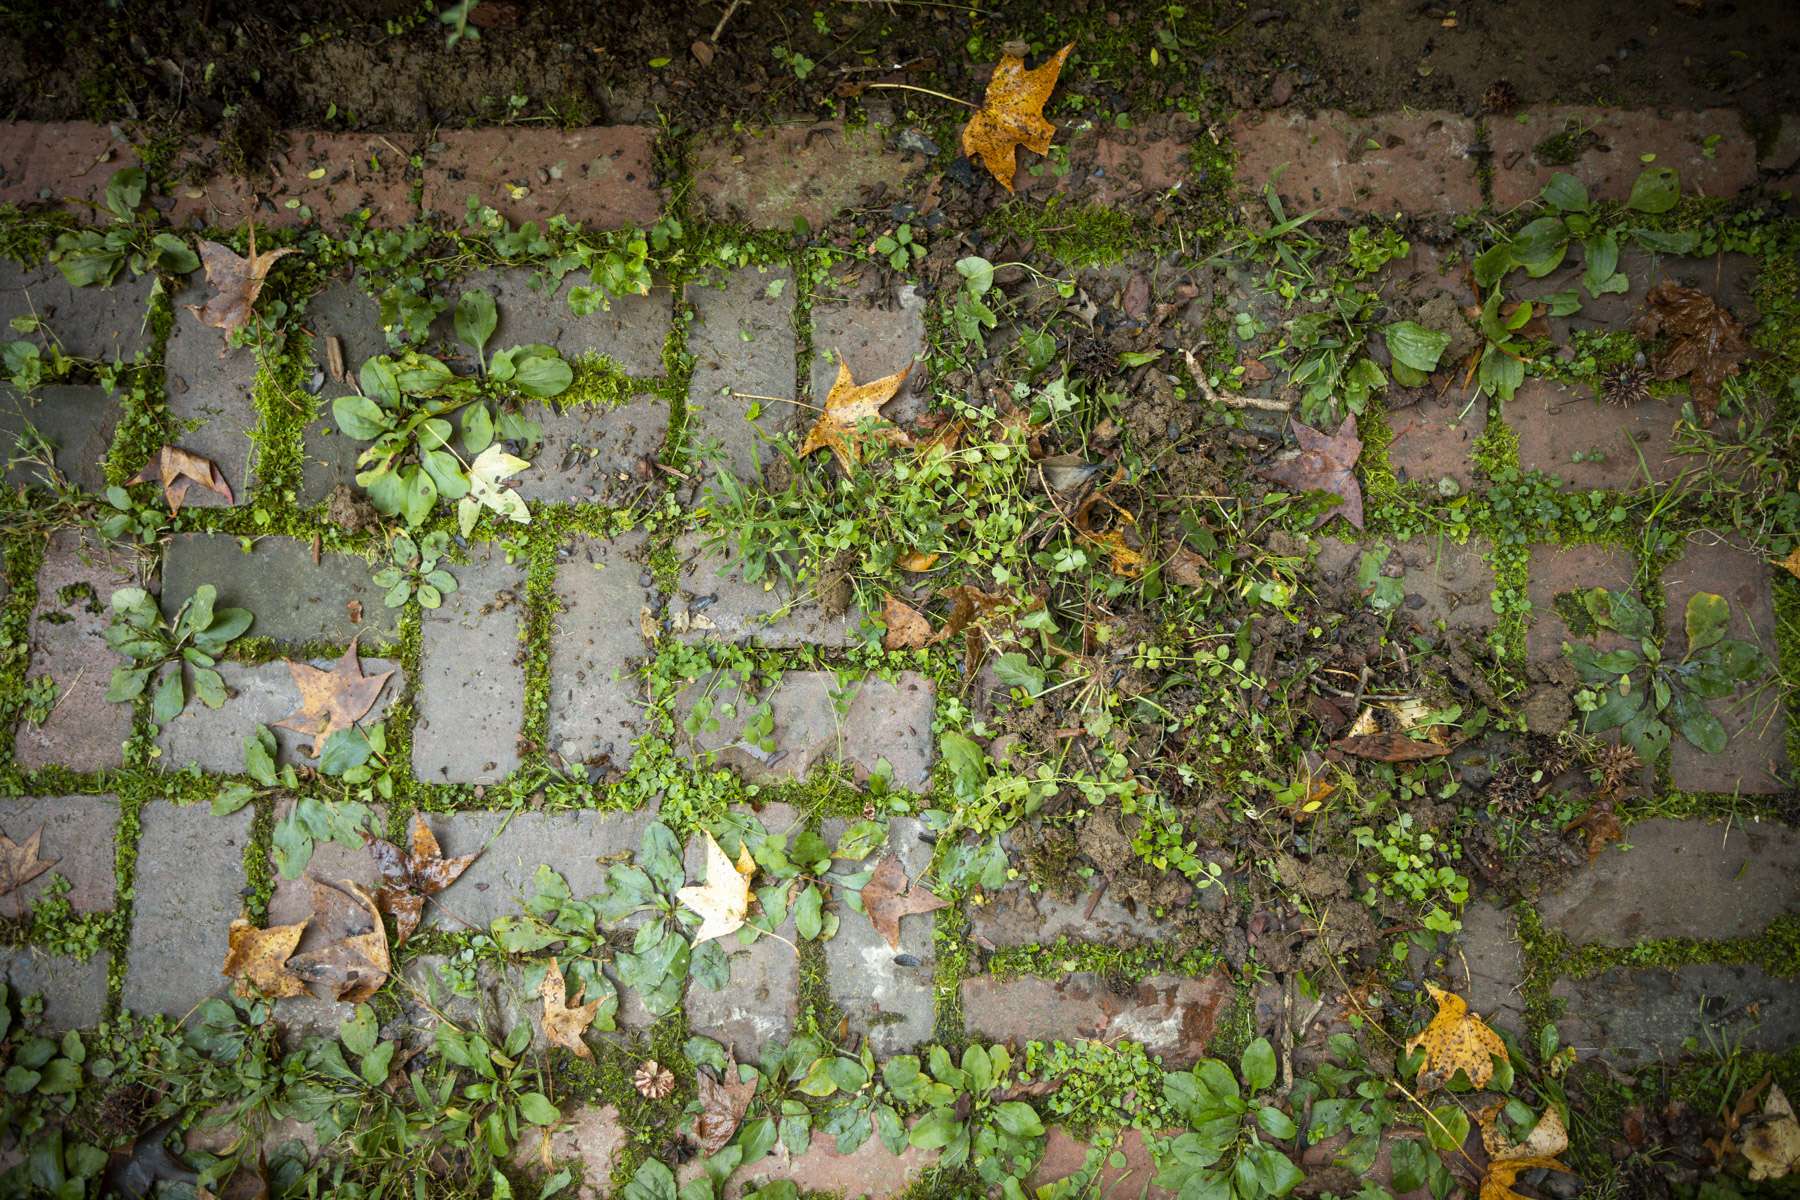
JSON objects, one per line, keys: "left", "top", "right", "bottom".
{"left": 962, "top": 971, "right": 1239, "bottom": 1069}
{"left": 1451, "top": 901, "right": 1526, "bottom": 1034}
{"left": 547, "top": 535, "right": 652, "bottom": 775}
{"left": 682, "top": 805, "right": 800, "bottom": 1057}
{"left": 124, "top": 801, "right": 253, "bottom": 1018}
{"left": 685, "top": 267, "right": 794, "bottom": 483}
{"left": 822, "top": 818, "right": 937, "bottom": 1055}
{"left": 427, "top": 269, "right": 672, "bottom": 377}
{"left": 16, "top": 529, "right": 139, "bottom": 774}
{"left": 155, "top": 657, "right": 401, "bottom": 773}
{"left": 0, "top": 384, "right": 120, "bottom": 492}
{"left": 0, "top": 948, "right": 109, "bottom": 1031}
{"left": 0, "top": 796, "right": 119, "bottom": 912}
{"left": 515, "top": 396, "right": 669, "bottom": 505}
{"left": 680, "top": 670, "right": 936, "bottom": 791}
{"left": 672, "top": 532, "right": 859, "bottom": 648}
{"left": 808, "top": 271, "right": 928, "bottom": 425}
{"left": 1538, "top": 818, "right": 1800, "bottom": 946}
{"left": 300, "top": 279, "right": 388, "bottom": 505}
{"left": 1552, "top": 964, "right": 1800, "bottom": 1065}
{"left": 412, "top": 544, "right": 526, "bottom": 784}
{"left": 268, "top": 799, "right": 386, "bottom": 928}
{"left": 163, "top": 285, "right": 260, "bottom": 506}
{"left": 0, "top": 264, "right": 154, "bottom": 362}
{"left": 417, "top": 808, "right": 657, "bottom": 932}
{"left": 160, "top": 533, "right": 397, "bottom": 645}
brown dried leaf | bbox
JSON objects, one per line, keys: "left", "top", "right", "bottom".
{"left": 128, "top": 445, "right": 234, "bottom": 516}
{"left": 1259, "top": 415, "right": 1364, "bottom": 530}
{"left": 287, "top": 878, "right": 390, "bottom": 1003}
{"left": 693, "top": 1060, "right": 758, "bottom": 1154}
{"left": 1638, "top": 279, "right": 1750, "bottom": 426}
{"left": 860, "top": 853, "right": 949, "bottom": 950}
{"left": 1744, "top": 1083, "right": 1800, "bottom": 1181}
{"left": 193, "top": 230, "right": 296, "bottom": 337}
{"left": 1775, "top": 547, "right": 1800, "bottom": 581}
{"left": 961, "top": 43, "right": 1075, "bottom": 192}
{"left": 0, "top": 825, "right": 57, "bottom": 898}
{"left": 272, "top": 638, "right": 395, "bottom": 757}
{"left": 882, "top": 596, "right": 933, "bottom": 650}
{"left": 370, "top": 814, "right": 481, "bottom": 945}
{"left": 540, "top": 956, "right": 600, "bottom": 1060}
{"left": 222, "top": 917, "right": 310, "bottom": 999}
{"left": 1163, "top": 539, "right": 1214, "bottom": 590}
{"left": 798, "top": 358, "right": 913, "bottom": 474}
{"left": 1331, "top": 732, "right": 1452, "bottom": 762}
{"left": 1564, "top": 799, "right": 1623, "bottom": 861}
{"left": 1480, "top": 1102, "right": 1569, "bottom": 1161}
{"left": 1405, "top": 983, "right": 1508, "bottom": 1090}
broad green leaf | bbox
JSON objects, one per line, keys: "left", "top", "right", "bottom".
{"left": 1241, "top": 1038, "right": 1277, "bottom": 1093}
{"left": 333, "top": 395, "right": 391, "bottom": 440}
{"left": 1669, "top": 688, "right": 1727, "bottom": 754}
{"left": 1382, "top": 321, "right": 1452, "bottom": 374}
{"left": 1540, "top": 172, "right": 1588, "bottom": 213}
{"left": 454, "top": 290, "right": 499, "bottom": 358}
{"left": 151, "top": 669, "right": 186, "bottom": 724}
{"left": 514, "top": 351, "right": 573, "bottom": 398}
{"left": 1683, "top": 591, "right": 1730, "bottom": 653}
{"left": 1626, "top": 166, "right": 1680, "bottom": 214}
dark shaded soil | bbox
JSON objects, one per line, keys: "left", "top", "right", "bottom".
{"left": 2, "top": 0, "right": 1796, "bottom": 165}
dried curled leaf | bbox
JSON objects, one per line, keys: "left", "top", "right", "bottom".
{"left": 1479, "top": 1155, "right": 1574, "bottom": 1200}
{"left": 272, "top": 639, "right": 394, "bottom": 757}
{"left": 1331, "top": 732, "right": 1452, "bottom": 762}
{"left": 0, "top": 824, "right": 57, "bottom": 899}
{"left": 1480, "top": 1102, "right": 1569, "bottom": 1161}
{"left": 370, "top": 814, "right": 481, "bottom": 945}
{"left": 1637, "top": 279, "right": 1750, "bottom": 426}
{"left": 540, "top": 956, "right": 600, "bottom": 1060}
{"left": 1744, "top": 1083, "right": 1800, "bottom": 1181}
{"left": 222, "top": 917, "right": 309, "bottom": 999}
{"left": 128, "top": 445, "right": 234, "bottom": 516}
{"left": 193, "top": 230, "right": 295, "bottom": 337}
{"left": 961, "top": 43, "right": 1075, "bottom": 192}
{"left": 634, "top": 1059, "right": 675, "bottom": 1099}
{"left": 676, "top": 832, "right": 752, "bottom": 944}
{"left": 286, "top": 878, "right": 391, "bottom": 1003}
{"left": 882, "top": 595, "right": 934, "bottom": 650}
{"left": 693, "top": 1061, "right": 757, "bottom": 1155}
{"left": 860, "top": 853, "right": 949, "bottom": 950}
{"left": 798, "top": 358, "right": 912, "bottom": 475}
{"left": 1406, "top": 983, "right": 1508, "bottom": 1090}
{"left": 1259, "top": 415, "right": 1365, "bottom": 530}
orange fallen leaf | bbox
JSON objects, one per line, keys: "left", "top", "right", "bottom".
{"left": 272, "top": 639, "right": 395, "bottom": 757}
{"left": 223, "top": 917, "right": 310, "bottom": 999}
{"left": 693, "top": 1060, "right": 758, "bottom": 1155}
{"left": 1775, "top": 548, "right": 1800, "bottom": 581}
{"left": 1564, "top": 798, "right": 1623, "bottom": 861}
{"left": 129, "top": 445, "right": 233, "bottom": 515}
{"left": 962, "top": 43, "right": 1075, "bottom": 192}
{"left": 193, "top": 227, "right": 296, "bottom": 337}
{"left": 799, "top": 358, "right": 912, "bottom": 474}
{"left": 1480, "top": 1155, "right": 1574, "bottom": 1200}
{"left": 1084, "top": 528, "right": 1145, "bottom": 577}
{"left": 882, "top": 596, "right": 934, "bottom": 650}
{"left": 1480, "top": 1101, "right": 1569, "bottom": 1161}
{"left": 861, "top": 853, "right": 948, "bottom": 949}
{"left": 1406, "top": 983, "right": 1508, "bottom": 1090}
{"left": 540, "top": 956, "right": 601, "bottom": 1059}
{"left": 370, "top": 814, "right": 481, "bottom": 946}
{"left": 897, "top": 551, "right": 940, "bottom": 572}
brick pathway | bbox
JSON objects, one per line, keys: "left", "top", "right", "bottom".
{"left": 0, "top": 101, "right": 1795, "bottom": 1199}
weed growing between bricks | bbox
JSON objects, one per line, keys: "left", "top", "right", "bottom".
{"left": 0, "top": 62, "right": 1798, "bottom": 1200}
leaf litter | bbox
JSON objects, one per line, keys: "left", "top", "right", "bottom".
{"left": 370, "top": 814, "right": 481, "bottom": 945}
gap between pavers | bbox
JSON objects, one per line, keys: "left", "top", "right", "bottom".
{"left": 16, "top": 529, "right": 139, "bottom": 774}
{"left": 411, "top": 543, "right": 526, "bottom": 785}
{"left": 154, "top": 657, "right": 402, "bottom": 774}
{"left": 1536, "top": 818, "right": 1800, "bottom": 946}
{"left": 123, "top": 801, "right": 253, "bottom": 1019}
{"left": 159, "top": 533, "right": 399, "bottom": 645}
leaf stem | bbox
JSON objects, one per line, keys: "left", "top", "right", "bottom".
{"left": 862, "top": 82, "right": 977, "bottom": 110}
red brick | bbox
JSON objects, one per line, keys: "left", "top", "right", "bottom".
{"left": 421, "top": 126, "right": 660, "bottom": 230}
{"left": 694, "top": 122, "right": 922, "bottom": 229}
{"left": 1032, "top": 1129, "right": 1173, "bottom": 1199}
{"left": 167, "top": 132, "right": 417, "bottom": 229}
{"left": 1490, "top": 107, "right": 1755, "bottom": 208}
{"left": 1018, "top": 114, "right": 1198, "bottom": 205}
{"left": 1386, "top": 395, "right": 1487, "bottom": 490}
{"left": 1509, "top": 379, "right": 1685, "bottom": 491}
{"left": 0, "top": 121, "right": 142, "bottom": 212}
{"left": 961, "top": 970, "right": 1236, "bottom": 1067}
{"left": 1231, "top": 110, "right": 1480, "bottom": 216}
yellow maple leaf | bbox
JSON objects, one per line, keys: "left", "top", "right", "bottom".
{"left": 677, "top": 833, "right": 753, "bottom": 944}
{"left": 540, "top": 956, "right": 601, "bottom": 1060}
{"left": 1776, "top": 547, "right": 1800, "bottom": 582}
{"left": 1085, "top": 528, "right": 1145, "bottom": 576}
{"left": 799, "top": 358, "right": 912, "bottom": 474}
{"left": 222, "top": 917, "right": 310, "bottom": 999}
{"left": 1480, "top": 1155, "right": 1573, "bottom": 1200}
{"left": 1406, "top": 983, "right": 1508, "bottom": 1090}
{"left": 962, "top": 43, "right": 1075, "bottom": 192}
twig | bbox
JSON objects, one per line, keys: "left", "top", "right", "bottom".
{"left": 1182, "top": 348, "right": 1292, "bottom": 412}
{"left": 708, "top": 0, "right": 743, "bottom": 45}
{"left": 862, "top": 82, "right": 978, "bottom": 109}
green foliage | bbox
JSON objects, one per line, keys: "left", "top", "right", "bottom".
{"left": 870, "top": 224, "right": 926, "bottom": 272}
{"left": 906, "top": 1043, "right": 1046, "bottom": 1184}
{"left": 103, "top": 584, "right": 253, "bottom": 723}
{"left": 374, "top": 530, "right": 459, "bottom": 609}
{"left": 1350, "top": 813, "right": 1469, "bottom": 935}
{"left": 97, "top": 483, "right": 171, "bottom": 543}
{"left": 47, "top": 168, "right": 199, "bottom": 288}
{"left": 1567, "top": 587, "right": 1771, "bottom": 758}
{"left": 1155, "top": 1038, "right": 1305, "bottom": 1199}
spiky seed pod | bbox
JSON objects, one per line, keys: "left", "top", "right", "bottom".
{"left": 1600, "top": 363, "right": 1654, "bottom": 407}
{"left": 634, "top": 1059, "right": 675, "bottom": 1099}
{"left": 1481, "top": 79, "right": 1519, "bottom": 115}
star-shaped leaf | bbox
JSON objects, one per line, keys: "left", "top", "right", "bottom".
{"left": 1405, "top": 983, "right": 1508, "bottom": 1090}
{"left": 676, "top": 832, "right": 752, "bottom": 945}
{"left": 540, "top": 956, "right": 601, "bottom": 1060}
{"left": 127, "top": 445, "right": 233, "bottom": 516}
{"left": 272, "top": 639, "right": 394, "bottom": 757}
{"left": 962, "top": 43, "right": 1075, "bottom": 192}
{"left": 222, "top": 917, "right": 310, "bottom": 999}
{"left": 0, "top": 825, "right": 57, "bottom": 899}
{"left": 693, "top": 1060, "right": 758, "bottom": 1154}
{"left": 458, "top": 443, "right": 533, "bottom": 536}
{"left": 798, "top": 358, "right": 912, "bottom": 475}
{"left": 287, "top": 878, "right": 391, "bottom": 1003}
{"left": 860, "top": 853, "right": 948, "bottom": 950}
{"left": 370, "top": 814, "right": 481, "bottom": 945}
{"left": 1259, "top": 415, "right": 1364, "bottom": 530}
{"left": 192, "top": 228, "right": 296, "bottom": 337}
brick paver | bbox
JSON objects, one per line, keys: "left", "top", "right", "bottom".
{"left": 0, "top": 121, "right": 141, "bottom": 212}
{"left": 672, "top": 533, "right": 860, "bottom": 647}
{"left": 167, "top": 132, "right": 419, "bottom": 229}
{"left": 1510, "top": 380, "right": 1685, "bottom": 490}
{"left": 1490, "top": 107, "right": 1756, "bottom": 208}
{"left": 808, "top": 269, "right": 929, "bottom": 424}
{"left": 0, "top": 796, "right": 119, "bottom": 913}
{"left": 1315, "top": 535, "right": 1495, "bottom": 634}
{"left": 412, "top": 543, "right": 526, "bottom": 784}
{"left": 694, "top": 122, "right": 920, "bottom": 229}
{"left": 0, "top": 948, "right": 109, "bottom": 1032}
{"left": 1552, "top": 963, "right": 1800, "bottom": 1064}
{"left": 1384, "top": 394, "right": 1486, "bottom": 491}
{"left": 0, "top": 264, "right": 155, "bottom": 362}
{"left": 1525, "top": 542, "right": 1637, "bottom": 667}
{"left": 684, "top": 266, "right": 796, "bottom": 483}
{"left": 161, "top": 532, "right": 398, "bottom": 645}
{"left": 421, "top": 127, "right": 662, "bottom": 230}
{"left": 961, "top": 970, "right": 1238, "bottom": 1068}
{"left": 123, "top": 801, "right": 252, "bottom": 1018}
{"left": 547, "top": 535, "right": 653, "bottom": 775}
{"left": 516, "top": 396, "right": 669, "bottom": 506}
{"left": 1231, "top": 110, "right": 1481, "bottom": 215}
{"left": 163, "top": 283, "right": 261, "bottom": 504}
{"left": 427, "top": 269, "right": 673, "bottom": 376}
{"left": 300, "top": 279, "right": 388, "bottom": 504}
{"left": 416, "top": 809, "right": 656, "bottom": 932}
{"left": 0, "top": 384, "right": 118, "bottom": 492}
{"left": 823, "top": 818, "right": 938, "bottom": 1055}
{"left": 156, "top": 657, "right": 401, "bottom": 772}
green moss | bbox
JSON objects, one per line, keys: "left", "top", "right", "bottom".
{"left": 986, "top": 936, "right": 1219, "bottom": 983}
{"left": 989, "top": 197, "right": 1142, "bottom": 267}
